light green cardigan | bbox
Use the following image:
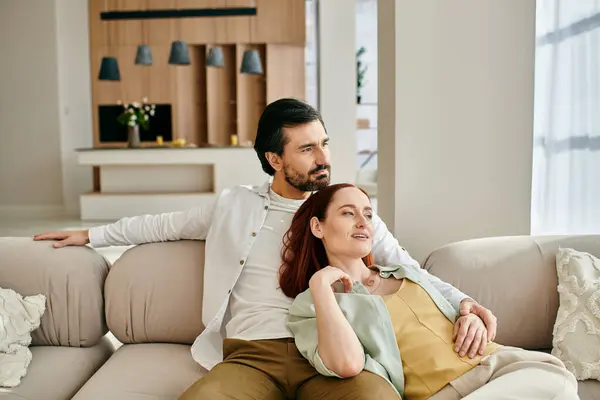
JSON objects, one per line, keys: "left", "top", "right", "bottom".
{"left": 286, "top": 264, "right": 461, "bottom": 398}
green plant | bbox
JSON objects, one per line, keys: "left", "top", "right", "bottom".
{"left": 356, "top": 46, "right": 368, "bottom": 101}
{"left": 117, "top": 97, "right": 156, "bottom": 129}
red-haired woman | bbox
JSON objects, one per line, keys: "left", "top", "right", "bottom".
{"left": 280, "top": 183, "right": 578, "bottom": 400}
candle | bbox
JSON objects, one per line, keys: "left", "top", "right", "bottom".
{"left": 230, "top": 134, "right": 238, "bottom": 146}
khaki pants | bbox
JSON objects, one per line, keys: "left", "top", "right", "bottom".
{"left": 429, "top": 347, "right": 580, "bottom": 400}
{"left": 179, "top": 338, "right": 400, "bottom": 400}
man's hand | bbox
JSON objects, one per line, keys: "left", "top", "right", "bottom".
{"left": 453, "top": 314, "right": 488, "bottom": 358}
{"left": 33, "top": 230, "right": 90, "bottom": 248}
{"left": 459, "top": 299, "right": 497, "bottom": 342}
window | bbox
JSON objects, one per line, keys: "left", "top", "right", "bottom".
{"left": 531, "top": 0, "right": 600, "bottom": 234}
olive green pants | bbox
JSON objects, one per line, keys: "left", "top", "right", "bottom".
{"left": 179, "top": 338, "right": 399, "bottom": 400}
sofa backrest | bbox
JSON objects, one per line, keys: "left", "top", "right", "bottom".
{"left": 423, "top": 234, "right": 600, "bottom": 350}
{"left": 105, "top": 240, "right": 205, "bottom": 345}
{"left": 0, "top": 237, "right": 109, "bottom": 347}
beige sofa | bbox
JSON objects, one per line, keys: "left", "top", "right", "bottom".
{"left": 1, "top": 234, "right": 599, "bottom": 399}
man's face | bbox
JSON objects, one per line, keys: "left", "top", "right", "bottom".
{"left": 280, "top": 120, "right": 331, "bottom": 192}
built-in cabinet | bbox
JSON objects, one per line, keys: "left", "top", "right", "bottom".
{"left": 88, "top": 0, "right": 306, "bottom": 147}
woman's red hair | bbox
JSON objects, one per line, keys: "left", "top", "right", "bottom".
{"left": 279, "top": 183, "right": 374, "bottom": 298}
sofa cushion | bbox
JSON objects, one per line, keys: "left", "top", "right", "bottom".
{"left": 0, "top": 336, "right": 114, "bottom": 400}
{"left": 0, "top": 238, "right": 109, "bottom": 347}
{"left": 423, "top": 235, "right": 600, "bottom": 350}
{"left": 73, "top": 343, "right": 206, "bottom": 400}
{"left": 552, "top": 248, "right": 600, "bottom": 381}
{"left": 105, "top": 241, "right": 205, "bottom": 345}
{"left": 579, "top": 379, "right": 600, "bottom": 400}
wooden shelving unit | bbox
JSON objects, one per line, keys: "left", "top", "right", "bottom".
{"left": 206, "top": 44, "right": 237, "bottom": 146}
{"left": 88, "top": 0, "right": 306, "bottom": 148}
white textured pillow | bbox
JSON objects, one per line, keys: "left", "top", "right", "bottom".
{"left": 0, "top": 287, "right": 46, "bottom": 387}
{"left": 552, "top": 247, "right": 600, "bottom": 380}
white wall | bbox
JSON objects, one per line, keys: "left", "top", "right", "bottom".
{"left": 55, "top": 0, "right": 93, "bottom": 216}
{"left": 318, "top": 0, "right": 356, "bottom": 184}
{"left": 0, "top": 0, "right": 92, "bottom": 217}
{"left": 378, "top": 0, "right": 536, "bottom": 262}
{"left": 0, "top": 1, "right": 64, "bottom": 213}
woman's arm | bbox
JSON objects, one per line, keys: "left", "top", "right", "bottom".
{"left": 309, "top": 266, "right": 365, "bottom": 378}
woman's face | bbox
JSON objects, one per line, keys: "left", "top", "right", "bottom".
{"left": 310, "top": 187, "right": 375, "bottom": 260}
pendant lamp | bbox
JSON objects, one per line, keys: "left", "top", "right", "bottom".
{"left": 99, "top": 57, "right": 121, "bottom": 80}
{"left": 240, "top": 49, "right": 263, "bottom": 74}
{"left": 135, "top": 45, "right": 153, "bottom": 65}
{"left": 206, "top": 47, "right": 224, "bottom": 67}
{"left": 169, "top": 41, "right": 191, "bottom": 65}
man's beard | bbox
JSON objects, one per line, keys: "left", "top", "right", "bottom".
{"left": 284, "top": 164, "right": 331, "bottom": 192}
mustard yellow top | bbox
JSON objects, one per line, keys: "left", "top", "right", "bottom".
{"left": 384, "top": 280, "right": 500, "bottom": 400}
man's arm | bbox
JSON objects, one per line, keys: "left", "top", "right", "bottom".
{"left": 34, "top": 200, "right": 216, "bottom": 248}
{"left": 89, "top": 202, "right": 216, "bottom": 247}
{"left": 369, "top": 213, "right": 498, "bottom": 342}
{"left": 369, "top": 213, "right": 470, "bottom": 308}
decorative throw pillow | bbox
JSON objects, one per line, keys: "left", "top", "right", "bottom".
{"left": 552, "top": 247, "right": 600, "bottom": 380}
{"left": 0, "top": 287, "right": 46, "bottom": 387}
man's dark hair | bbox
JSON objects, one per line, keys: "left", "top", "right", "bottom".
{"left": 254, "top": 98, "right": 325, "bottom": 176}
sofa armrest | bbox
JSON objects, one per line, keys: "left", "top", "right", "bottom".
{"left": 423, "top": 234, "right": 600, "bottom": 350}
{"left": 0, "top": 237, "right": 109, "bottom": 347}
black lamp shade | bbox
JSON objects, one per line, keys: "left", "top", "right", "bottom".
{"left": 240, "top": 49, "right": 263, "bottom": 74}
{"left": 135, "top": 45, "right": 153, "bottom": 65}
{"left": 169, "top": 41, "right": 191, "bottom": 65}
{"left": 98, "top": 57, "right": 121, "bottom": 80}
{"left": 206, "top": 47, "right": 224, "bottom": 67}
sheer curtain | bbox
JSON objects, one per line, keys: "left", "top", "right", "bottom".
{"left": 531, "top": 0, "right": 600, "bottom": 235}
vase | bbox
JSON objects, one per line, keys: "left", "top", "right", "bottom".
{"left": 127, "top": 125, "right": 140, "bottom": 148}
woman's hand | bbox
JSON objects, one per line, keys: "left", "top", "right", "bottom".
{"left": 453, "top": 314, "right": 488, "bottom": 358}
{"left": 309, "top": 266, "right": 354, "bottom": 293}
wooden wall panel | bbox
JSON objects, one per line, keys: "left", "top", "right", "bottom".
{"left": 146, "top": 0, "right": 177, "bottom": 45}
{"left": 174, "top": 46, "right": 208, "bottom": 145}
{"left": 90, "top": 0, "right": 305, "bottom": 45}
{"left": 117, "top": 46, "right": 150, "bottom": 103}
{"left": 236, "top": 44, "right": 266, "bottom": 145}
{"left": 147, "top": 46, "right": 175, "bottom": 104}
{"left": 212, "top": 0, "right": 230, "bottom": 43}
{"left": 109, "top": 0, "right": 145, "bottom": 46}
{"left": 89, "top": 0, "right": 306, "bottom": 148}
{"left": 265, "top": 44, "right": 305, "bottom": 103}
{"left": 225, "top": 0, "right": 252, "bottom": 43}
{"left": 89, "top": 0, "right": 105, "bottom": 48}
{"left": 254, "top": 0, "right": 305, "bottom": 45}
{"left": 206, "top": 45, "right": 237, "bottom": 146}
{"left": 177, "top": 0, "right": 254, "bottom": 44}
{"left": 178, "top": 0, "right": 217, "bottom": 43}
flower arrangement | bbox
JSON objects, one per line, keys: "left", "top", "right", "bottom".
{"left": 116, "top": 97, "right": 156, "bottom": 129}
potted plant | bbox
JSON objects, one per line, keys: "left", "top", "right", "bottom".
{"left": 117, "top": 97, "right": 156, "bottom": 148}
{"left": 356, "top": 46, "right": 368, "bottom": 104}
